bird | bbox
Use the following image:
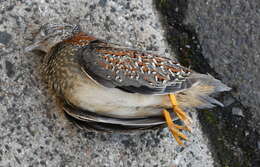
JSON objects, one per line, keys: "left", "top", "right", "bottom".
{"left": 26, "top": 23, "right": 231, "bottom": 145}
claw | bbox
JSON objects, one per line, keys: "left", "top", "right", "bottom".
{"left": 162, "top": 109, "right": 188, "bottom": 145}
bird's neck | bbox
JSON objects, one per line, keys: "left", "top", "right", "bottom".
{"left": 63, "top": 32, "right": 96, "bottom": 47}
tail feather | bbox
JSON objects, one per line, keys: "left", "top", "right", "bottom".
{"left": 176, "top": 73, "right": 231, "bottom": 110}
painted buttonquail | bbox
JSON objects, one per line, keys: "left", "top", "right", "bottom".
{"left": 26, "top": 24, "right": 230, "bottom": 145}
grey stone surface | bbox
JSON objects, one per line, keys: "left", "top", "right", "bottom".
{"left": 0, "top": 0, "right": 214, "bottom": 166}
{"left": 183, "top": 0, "right": 260, "bottom": 166}
{"left": 185, "top": 0, "right": 260, "bottom": 132}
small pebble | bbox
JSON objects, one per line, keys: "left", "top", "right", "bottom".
{"left": 232, "top": 107, "right": 244, "bottom": 117}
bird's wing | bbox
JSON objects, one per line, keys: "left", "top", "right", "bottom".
{"left": 62, "top": 100, "right": 178, "bottom": 131}
{"left": 79, "top": 40, "right": 193, "bottom": 95}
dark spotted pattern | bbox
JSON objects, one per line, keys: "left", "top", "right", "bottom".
{"left": 79, "top": 36, "right": 193, "bottom": 94}
{"left": 42, "top": 32, "right": 193, "bottom": 95}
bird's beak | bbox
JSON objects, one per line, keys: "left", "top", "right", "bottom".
{"left": 24, "top": 39, "right": 50, "bottom": 54}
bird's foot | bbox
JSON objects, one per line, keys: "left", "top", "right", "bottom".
{"left": 169, "top": 94, "right": 192, "bottom": 131}
{"left": 162, "top": 109, "right": 188, "bottom": 145}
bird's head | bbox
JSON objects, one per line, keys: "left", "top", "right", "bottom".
{"left": 25, "top": 23, "right": 81, "bottom": 54}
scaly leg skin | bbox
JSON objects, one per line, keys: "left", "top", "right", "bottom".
{"left": 162, "top": 109, "right": 188, "bottom": 145}
{"left": 169, "top": 94, "right": 192, "bottom": 131}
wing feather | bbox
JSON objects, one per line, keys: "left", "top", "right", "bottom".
{"left": 79, "top": 40, "right": 193, "bottom": 94}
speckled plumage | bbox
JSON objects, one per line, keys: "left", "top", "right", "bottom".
{"left": 42, "top": 31, "right": 193, "bottom": 95}
{"left": 80, "top": 38, "right": 193, "bottom": 94}
{"left": 27, "top": 24, "right": 231, "bottom": 138}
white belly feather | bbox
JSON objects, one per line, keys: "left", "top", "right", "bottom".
{"left": 65, "top": 75, "right": 169, "bottom": 118}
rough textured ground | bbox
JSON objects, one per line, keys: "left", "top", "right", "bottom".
{"left": 155, "top": 0, "right": 259, "bottom": 166}
{"left": 186, "top": 0, "right": 260, "bottom": 130}
{"left": 185, "top": 1, "right": 260, "bottom": 166}
{"left": 156, "top": 0, "right": 259, "bottom": 166}
{"left": 0, "top": 0, "right": 215, "bottom": 167}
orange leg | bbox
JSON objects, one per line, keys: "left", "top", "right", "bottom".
{"left": 169, "top": 94, "right": 192, "bottom": 131}
{"left": 162, "top": 109, "right": 188, "bottom": 145}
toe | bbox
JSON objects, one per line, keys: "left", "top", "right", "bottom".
{"left": 169, "top": 127, "right": 188, "bottom": 145}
